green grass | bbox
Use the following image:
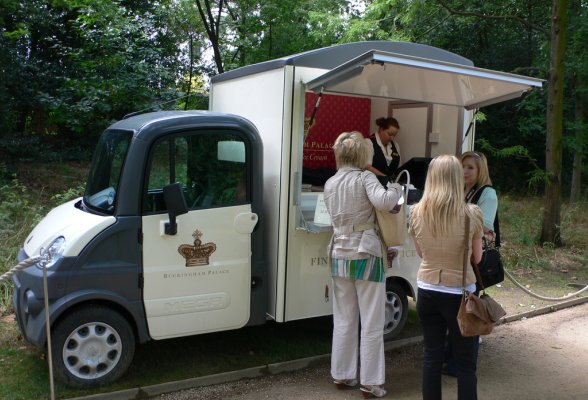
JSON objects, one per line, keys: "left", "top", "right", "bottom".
{"left": 0, "top": 318, "right": 57, "bottom": 400}
{"left": 486, "top": 194, "right": 588, "bottom": 314}
{"left": 499, "top": 194, "right": 588, "bottom": 276}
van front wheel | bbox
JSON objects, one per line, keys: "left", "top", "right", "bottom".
{"left": 51, "top": 305, "right": 135, "bottom": 388}
{"left": 383, "top": 281, "right": 408, "bottom": 341}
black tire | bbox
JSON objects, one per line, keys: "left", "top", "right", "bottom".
{"left": 51, "top": 305, "right": 136, "bottom": 388}
{"left": 383, "top": 281, "right": 409, "bottom": 341}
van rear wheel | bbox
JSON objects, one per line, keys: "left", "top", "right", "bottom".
{"left": 51, "top": 305, "right": 135, "bottom": 388}
{"left": 383, "top": 281, "right": 408, "bottom": 341}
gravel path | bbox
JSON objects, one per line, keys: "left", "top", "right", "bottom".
{"left": 149, "top": 302, "right": 588, "bottom": 400}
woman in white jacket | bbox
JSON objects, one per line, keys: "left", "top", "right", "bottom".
{"left": 324, "top": 131, "right": 403, "bottom": 398}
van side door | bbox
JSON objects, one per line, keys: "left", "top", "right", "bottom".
{"left": 141, "top": 128, "right": 257, "bottom": 339}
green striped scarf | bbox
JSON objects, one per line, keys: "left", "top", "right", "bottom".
{"left": 331, "top": 256, "right": 385, "bottom": 282}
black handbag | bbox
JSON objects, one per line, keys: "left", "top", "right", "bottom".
{"left": 476, "top": 238, "right": 504, "bottom": 289}
{"left": 458, "top": 216, "right": 506, "bottom": 337}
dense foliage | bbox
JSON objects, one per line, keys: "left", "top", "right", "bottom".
{"left": 0, "top": 0, "right": 207, "bottom": 160}
{"left": 0, "top": 0, "right": 586, "bottom": 194}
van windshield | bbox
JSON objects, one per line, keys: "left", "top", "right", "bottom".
{"left": 83, "top": 129, "right": 132, "bottom": 214}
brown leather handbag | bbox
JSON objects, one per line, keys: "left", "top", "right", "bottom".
{"left": 457, "top": 216, "right": 506, "bottom": 337}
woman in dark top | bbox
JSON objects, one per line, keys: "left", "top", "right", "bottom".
{"left": 461, "top": 151, "right": 500, "bottom": 245}
{"left": 443, "top": 151, "right": 500, "bottom": 378}
{"left": 365, "top": 117, "right": 401, "bottom": 183}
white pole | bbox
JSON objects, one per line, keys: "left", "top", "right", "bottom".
{"left": 43, "top": 266, "right": 56, "bottom": 400}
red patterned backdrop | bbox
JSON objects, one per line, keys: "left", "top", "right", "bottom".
{"left": 304, "top": 93, "right": 371, "bottom": 170}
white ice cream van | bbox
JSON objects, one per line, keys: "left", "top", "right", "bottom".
{"left": 12, "top": 41, "right": 542, "bottom": 387}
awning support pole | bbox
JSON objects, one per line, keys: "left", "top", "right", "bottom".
{"left": 460, "top": 109, "right": 478, "bottom": 153}
{"left": 304, "top": 89, "right": 324, "bottom": 141}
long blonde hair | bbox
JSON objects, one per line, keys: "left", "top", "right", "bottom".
{"left": 460, "top": 151, "right": 492, "bottom": 186}
{"left": 415, "top": 155, "right": 466, "bottom": 237}
{"left": 333, "top": 131, "right": 369, "bottom": 169}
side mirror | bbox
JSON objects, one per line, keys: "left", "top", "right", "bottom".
{"left": 163, "top": 183, "right": 189, "bottom": 235}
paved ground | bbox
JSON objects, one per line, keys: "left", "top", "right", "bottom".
{"left": 147, "top": 302, "right": 588, "bottom": 400}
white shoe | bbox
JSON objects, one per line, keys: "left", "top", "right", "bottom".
{"left": 333, "top": 379, "right": 358, "bottom": 389}
{"left": 360, "top": 385, "right": 387, "bottom": 398}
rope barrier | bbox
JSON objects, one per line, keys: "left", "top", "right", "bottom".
{"left": 0, "top": 256, "right": 43, "bottom": 284}
{"left": 504, "top": 268, "right": 588, "bottom": 301}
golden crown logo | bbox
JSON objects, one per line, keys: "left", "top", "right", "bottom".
{"left": 178, "top": 229, "right": 217, "bottom": 267}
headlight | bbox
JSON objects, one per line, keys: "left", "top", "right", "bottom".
{"left": 39, "top": 236, "right": 66, "bottom": 269}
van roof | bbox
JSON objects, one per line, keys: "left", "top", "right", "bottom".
{"left": 211, "top": 41, "right": 473, "bottom": 84}
{"left": 107, "top": 111, "right": 257, "bottom": 140}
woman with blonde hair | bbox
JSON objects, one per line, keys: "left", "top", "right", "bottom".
{"left": 409, "top": 155, "right": 484, "bottom": 400}
{"left": 324, "top": 131, "right": 403, "bottom": 398}
{"left": 443, "top": 151, "right": 501, "bottom": 378}
{"left": 460, "top": 151, "right": 499, "bottom": 245}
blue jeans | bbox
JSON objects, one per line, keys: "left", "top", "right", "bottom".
{"left": 417, "top": 288, "right": 478, "bottom": 400}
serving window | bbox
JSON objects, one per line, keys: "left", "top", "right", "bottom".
{"left": 302, "top": 93, "right": 371, "bottom": 188}
{"left": 298, "top": 93, "right": 372, "bottom": 232}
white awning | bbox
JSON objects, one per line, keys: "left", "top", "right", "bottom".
{"left": 306, "top": 50, "right": 544, "bottom": 110}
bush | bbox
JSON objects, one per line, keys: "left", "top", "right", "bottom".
{"left": 0, "top": 134, "right": 94, "bottom": 165}
{"left": 0, "top": 175, "right": 84, "bottom": 314}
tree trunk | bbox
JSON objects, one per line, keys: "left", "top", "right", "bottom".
{"left": 570, "top": 73, "right": 584, "bottom": 202}
{"left": 570, "top": 0, "right": 584, "bottom": 202}
{"left": 195, "top": 0, "right": 225, "bottom": 74}
{"left": 540, "top": 0, "right": 568, "bottom": 246}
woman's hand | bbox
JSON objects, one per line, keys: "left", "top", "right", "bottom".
{"left": 483, "top": 227, "right": 495, "bottom": 244}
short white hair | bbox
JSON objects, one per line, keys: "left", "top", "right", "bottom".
{"left": 333, "top": 131, "right": 369, "bottom": 169}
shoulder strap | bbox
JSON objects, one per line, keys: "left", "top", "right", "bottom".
{"left": 462, "top": 216, "right": 470, "bottom": 288}
{"left": 463, "top": 214, "right": 486, "bottom": 291}
{"left": 469, "top": 184, "right": 491, "bottom": 204}
{"left": 472, "top": 185, "right": 501, "bottom": 247}
{"left": 359, "top": 170, "right": 389, "bottom": 262}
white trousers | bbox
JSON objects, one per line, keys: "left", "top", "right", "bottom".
{"left": 331, "top": 277, "right": 386, "bottom": 386}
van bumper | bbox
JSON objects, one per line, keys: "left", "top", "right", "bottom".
{"left": 13, "top": 248, "right": 47, "bottom": 348}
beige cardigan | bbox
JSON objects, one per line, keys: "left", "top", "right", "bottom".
{"left": 409, "top": 204, "right": 483, "bottom": 287}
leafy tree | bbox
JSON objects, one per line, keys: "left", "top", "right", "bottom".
{"left": 342, "top": 0, "right": 550, "bottom": 191}
{"left": 350, "top": 0, "right": 580, "bottom": 245}
{"left": 401, "top": 0, "right": 572, "bottom": 246}
{"left": 194, "top": 0, "right": 227, "bottom": 73}
{"left": 0, "top": 0, "right": 201, "bottom": 161}
{"left": 168, "top": 0, "right": 210, "bottom": 109}
{"left": 194, "top": 0, "right": 353, "bottom": 74}
{"left": 2, "top": 0, "right": 583, "bottom": 222}
{"left": 42, "top": 1, "right": 186, "bottom": 140}
{"left": 0, "top": 0, "right": 70, "bottom": 136}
